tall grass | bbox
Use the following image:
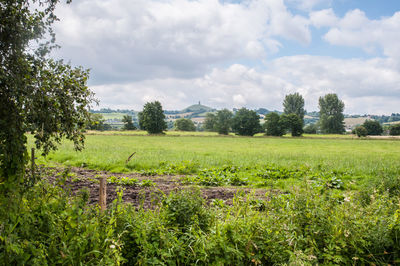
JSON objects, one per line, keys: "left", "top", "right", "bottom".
{"left": 29, "top": 134, "right": 400, "bottom": 178}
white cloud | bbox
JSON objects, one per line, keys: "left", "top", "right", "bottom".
{"left": 92, "top": 56, "right": 400, "bottom": 114}
{"left": 322, "top": 9, "right": 400, "bottom": 60}
{"left": 53, "top": 0, "right": 311, "bottom": 83}
{"left": 310, "top": 8, "right": 338, "bottom": 28}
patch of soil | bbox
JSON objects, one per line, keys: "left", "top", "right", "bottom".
{"left": 41, "top": 166, "right": 269, "bottom": 209}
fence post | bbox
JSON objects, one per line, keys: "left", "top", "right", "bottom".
{"left": 99, "top": 177, "right": 107, "bottom": 211}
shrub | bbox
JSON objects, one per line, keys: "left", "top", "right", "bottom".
{"left": 174, "top": 118, "right": 196, "bottom": 131}
{"left": 355, "top": 125, "right": 367, "bottom": 137}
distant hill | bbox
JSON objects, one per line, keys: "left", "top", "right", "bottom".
{"left": 181, "top": 103, "right": 214, "bottom": 114}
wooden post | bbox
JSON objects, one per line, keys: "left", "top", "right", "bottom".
{"left": 31, "top": 148, "right": 35, "bottom": 180}
{"left": 99, "top": 177, "right": 107, "bottom": 211}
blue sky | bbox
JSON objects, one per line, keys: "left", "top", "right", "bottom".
{"left": 53, "top": 0, "right": 400, "bottom": 114}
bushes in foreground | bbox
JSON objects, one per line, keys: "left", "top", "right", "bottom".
{"left": 1, "top": 179, "right": 400, "bottom": 265}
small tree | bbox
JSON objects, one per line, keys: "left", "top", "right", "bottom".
{"left": 122, "top": 115, "right": 136, "bottom": 130}
{"left": 175, "top": 118, "right": 196, "bottom": 131}
{"left": 355, "top": 125, "right": 368, "bottom": 137}
{"left": 232, "top": 108, "right": 261, "bottom": 136}
{"left": 362, "top": 120, "right": 382, "bottom": 135}
{"left": 389, "top": 124, "right": 400, "bottom": 136}
{"left": 319, "top": 93, "right": 345, "bottom": 134}
{"left": 281, "top": 114, "right": 303, "bottom": 137}
{"left": 203, "top": 113, "right": 217, "bottom": 132}
{"left": 264, "top": 112, "right": 285, "bottom": 136}
{"left": 138, "top": 101, "right": 167, "bottom": 134}
{"left": 215, "top": 109, "right": 233, "bottom": 135}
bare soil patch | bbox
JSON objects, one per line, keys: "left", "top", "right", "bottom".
{"left": 42, "top": 167, "right": 268, "bottom": 209}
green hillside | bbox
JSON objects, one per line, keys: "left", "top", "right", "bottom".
{"left": 181, "top": 103, "right": 214, "bottom": 113}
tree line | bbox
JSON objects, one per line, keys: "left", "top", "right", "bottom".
{"left": 120, "top": 94, "right": 400, "bottom": 137}
{"left": 134, "top": 93, "right": 346, "bottom": 136}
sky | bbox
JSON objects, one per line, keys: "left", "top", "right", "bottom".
{"left": 52, "top": 0, "right": 400, "bottom": 114}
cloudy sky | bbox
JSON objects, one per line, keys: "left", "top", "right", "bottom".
{"left": 52, "top": 0, "right": 400, "bottom": 114}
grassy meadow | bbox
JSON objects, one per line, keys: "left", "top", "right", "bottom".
{"left": 30, "top": 132, "right": 400, "bottom": 190}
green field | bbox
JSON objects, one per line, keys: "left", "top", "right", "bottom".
{"left": 30, "top": 133, "right": 400, "bottom": 189}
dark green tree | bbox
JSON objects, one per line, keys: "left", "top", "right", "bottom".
{"left": 215, "top": 109, "right": 233, "bottom": 135}
{"left": 362, "top": 120, "right": 382, "bottom": 135}
{"left": 138, "top": 101, "right": 167, "bottom": 134}
{"left": 389, "top": 124, "right": 400, "bottom": 136}
{"left": 281, "top": 113, "right": 303, "bottom": 137}
{"left": 264, "top": 112, "right": 285, "bottom": 136}
{"left": 122, "top": 115, "right": 136, "bottom": 130}
{"left": 203, "top": 113, "right": 217, "bottom": 132}
{"left": 232, "top": 108, "right": 261, "bottom": 136}
{"left": 318, "top": 93, "right": 345, "bottom": 134}
{"left": 283, "top": 92, "right": 305, "bottom": 121}
{"left": 175, "top": 118, "right": 196, "bottom": 131}
{"left": 87, "top": 113, "right": 106, "bottom": 131}
{"left": 1, "top": 0, "right": 94, "bottom": 191}
{"left": 355, "top": 125, "right": 368, "bottom": 137}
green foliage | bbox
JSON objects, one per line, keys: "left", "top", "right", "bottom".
{"left": 138, "top": 101, "right": 167, "bottom": 134}
{"left": 319, "top": 93, "right": 345, "bottom": 134}
{"left": 0, "top": 0, "right": 94, "bottom": 191}
{"left": 0, "top": 181, "right": 123, "bottom": 265}
{"left": 87, "top": 113, "right": 109, "bottom": 131}
{"left": 389, "top": 124, "right": 400, "bottom": 136}
{"left": 362, "top": 120, "right": 382, "bottom": 135}
{"left": 355, "top": 125, "right": 368, "bottom": 137}
{"left": 162, "top": 189, "right": 211, "bottom": 232}
{"left": 215, "top": 109, "right": 233, "bottom": 135}
{"left": 281, "top": 113, "right": 303, "bottom": 136}
{"left": 283, "top": 92, "right": 305, "bottom": 120}
{"left": 303, "top": 123, "right": 318, "bottom": 134}
{"left": 108, "top": 175, "right": 139, "bottom": 186}
{"left": 183, "top": 166, "right": 248, "bottom": 186}
{"left": 3, "top": 174, "right": 400, "bottom": 264}
{"left": 122, "top": 115, "right": 136, "bottom": 130}
{"left": 174, "top": 118, "right": 196, "bottom": 131}
{"left": 231, "top": 108, "right": 261, "bottom": 136}
{"left": 264, "top": 112, "right": 285, "bottom": 136}
{"left": 203, "top": 113, "right": 217, "bottom": 132}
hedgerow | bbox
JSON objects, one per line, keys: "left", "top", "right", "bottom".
{"left": 1, "top": 179, "right": 400, "bottom": 264}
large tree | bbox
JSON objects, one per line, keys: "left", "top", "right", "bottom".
{"left": 280, "top": 113, "right": 303, "bottom": 137}
{"left": 264, "top": 112, "right": 285, "bottom": 136}
{"left": 283, "top": 93, "right": 305, "bottom": 121}
{"left": 362, "top": 120, "right": 382, "bottom": 136}
{"left": 138, "top": 101, "right": 167, "bottom": 134}
{"left": 1, "top": 0, "right": 94, "bottom": 191}
{"left": 215, "top": 109, "right": 233, "bottom": 135}
{"left": 232, "top": 108, "right": 261, "bottom": 136}
{"left": 318, "top": 93, "right": 345, "bottom": 134}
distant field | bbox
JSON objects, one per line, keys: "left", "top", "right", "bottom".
{"left": 98, "top": 112, "right": 132, "bottom": 120}
{"left": 30, "top": 133, "right": 400, "bottom": 186}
